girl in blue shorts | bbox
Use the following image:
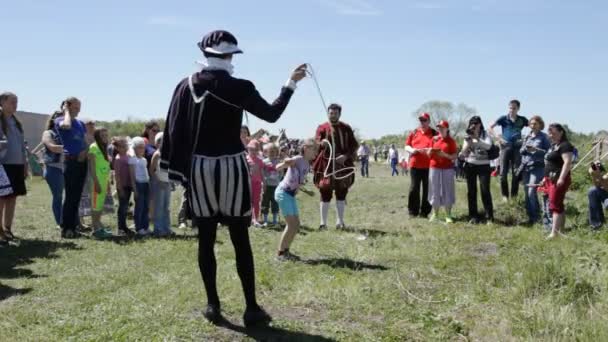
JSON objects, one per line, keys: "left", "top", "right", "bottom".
{"left": 275, "top": 139, "right": 318, "bottom": 261}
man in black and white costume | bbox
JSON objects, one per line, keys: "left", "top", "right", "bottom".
{"left": 161, "top": 30, "right": 306, "bottom": 326}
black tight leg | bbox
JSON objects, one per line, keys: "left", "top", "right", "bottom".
{"left": 197, "top": 219, "right": 258, "bottom": 310}
{"left": 228, "top": 223, "right": 258, "bottom": 310}
{"left": 197, "top": 220, "right": 220, "bottom": 307}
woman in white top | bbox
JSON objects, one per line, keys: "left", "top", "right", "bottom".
{"left": 149, "top": 133, "right": 174, "bottom": 237}
{"left": 460, "top": 116, "right": 495, "bottom": 224}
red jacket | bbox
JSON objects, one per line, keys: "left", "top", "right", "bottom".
{"left": 405, "top": 127, "right": 437, "bottom": 169}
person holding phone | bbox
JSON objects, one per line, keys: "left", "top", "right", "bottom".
{"left": 588, "top": 161, "right": 608, "bottom": 230}
{"left": 519, "top": 115, "right": 551, "bottom": 225}
{"left": 460, "top": 116, "right": 495, "bottom": 224}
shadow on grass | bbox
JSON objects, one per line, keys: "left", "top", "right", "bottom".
{"left": 217, "top": 320, "right": 336, "bottom": 342}
{"left": 0, "top": 239, "right": 80, "bottom": 301}
{"left": 260, "top": 224, "right": 316, "bottom": 234}
{"left": 105, "top": 234, "right": 201, "bottom": 245}
{"left": 303, "top": 257, "right": 389, "bottom": 271}
{"left": 0, "top": 283, "right": 32, "bottom": 301}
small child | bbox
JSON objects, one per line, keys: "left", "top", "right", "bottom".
{"left": 400, "top": 158, "right": 408, "bottom": 176}
{"left": 537, "top": 177, "right": 553, "bottom": 231}
{"left": 261, "top": 143, "right": 282, "bottom": 226}
{"left": 88, "top": 127, "right": 113, "bottom": 239}
{"left": 149, "top": 133, "right": 174, "bottom": 237}
{"left": 275, "top": 139, "right": 318, "bottom": 261}
{"left": 129, "top": 137, "right": 151, "bottom": 236}
{"left": 112, "top": 137, "right": 136, "bottom": 237}
{"left": 247, "top": 140, "right": 265, "bottom": 227}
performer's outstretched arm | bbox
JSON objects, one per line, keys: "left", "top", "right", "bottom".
{"left": 243, "top": 64, "right": 307, "bottom": 123}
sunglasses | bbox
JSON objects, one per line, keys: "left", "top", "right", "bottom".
{"left": 419, "top": 118, "right": 429, "bottom": 123}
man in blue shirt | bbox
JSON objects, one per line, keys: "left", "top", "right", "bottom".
{"left": 54, "top": 97, "right": 88, "bottom": 239}
{"left": 490, "top": 99, "right": 529, "bottom": 201}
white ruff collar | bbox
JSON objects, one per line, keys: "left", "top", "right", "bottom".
{"left": 196, "top": 57, "right": 234, "bottom": 75}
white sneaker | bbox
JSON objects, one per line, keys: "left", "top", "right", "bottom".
{"left": 178, "top": 223, "right": 187, "bottom": 230}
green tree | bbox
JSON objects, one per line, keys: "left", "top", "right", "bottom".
{"left": 412, "top": 100, "right": 477, "bottom": 137}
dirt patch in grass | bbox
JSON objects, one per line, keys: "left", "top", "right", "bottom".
{"left": 471, "top": 243, "right": 499, "bottom": 258}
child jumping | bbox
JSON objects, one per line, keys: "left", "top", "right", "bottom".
{"left": 275, "top": 139, "right": 318, "bottom": 261}
{"left": 88, "top": 127, "right": 113, "bottom": 239}
{"left": 261, "top": 143, "right": 282, "bottom": 227}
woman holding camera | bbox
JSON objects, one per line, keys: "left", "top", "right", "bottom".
{"left": 460, "top": 116, "right": 494, "bottom": 224}
{"left": 519, "top": 116, "right": 551, "bottom": 225}
{"left": 543, "top": 123, "right": 575, "bottom": 239}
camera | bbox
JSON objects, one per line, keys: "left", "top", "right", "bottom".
{"left": 591, "top": 161, "right": 605, "bottom": 172}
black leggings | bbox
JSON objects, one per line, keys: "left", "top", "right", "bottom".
{"left": 408, "top": 168, "right": 431, "bottom": 217}
{"left": 464, "top": 163, "right": 494, "bottom": 220}
{"left": 197, "top": 218, "right": 257, "bottom": 309}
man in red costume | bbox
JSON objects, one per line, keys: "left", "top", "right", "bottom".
{"left": 312, "top": 103, "right": 359, "bottom": 230}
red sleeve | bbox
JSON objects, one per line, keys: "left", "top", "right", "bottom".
{"left": 315, "top": 125, "right": 325, "bottom": 144}
{"left": 406, "top": 132, "right": 414, "bottom": 147}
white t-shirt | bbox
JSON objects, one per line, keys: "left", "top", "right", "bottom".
{"left": 128, "top": 156, "right": 149, "bottom": 183}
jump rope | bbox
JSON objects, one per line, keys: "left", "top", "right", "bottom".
{"left": 242, "top": 63, "right": 357, "bottom": 182}
{"left": 304, "top": 63, "right": 357, "bottom": 181}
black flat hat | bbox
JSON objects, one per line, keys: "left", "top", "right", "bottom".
{"left": 197, "top": 30, "right": 243, "bottom": 55}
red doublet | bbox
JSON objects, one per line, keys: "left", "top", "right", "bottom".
{"left": 312, "top": 121, "right": 359, "bottom": 192}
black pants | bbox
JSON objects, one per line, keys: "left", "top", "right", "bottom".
{"left": 61, "top": 159, "right": 88, "bottom": 232}
{"left": 117, "top": 186, "right": 133, "bottom": 231}
{"left": 464, "top": 163, "right": 494, "bottom": 220}
{"left": 499, "top": 144, "right": 521, "bottom": 198}
{"left": 197, "top": 218, "right": 258, "bottom": 310}
{"left": 261, "top": 185, "right": 279, "bottom": 215}
{"left": 408, "top": 168, "right": 431, "bottom": 217}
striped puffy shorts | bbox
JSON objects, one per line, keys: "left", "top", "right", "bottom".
{"left": 189, "top": 153, "right": 252, "bottom": 219}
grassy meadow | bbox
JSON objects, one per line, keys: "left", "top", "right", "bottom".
{"left": 1, "top": 163, "right": 608, "bottom": 341}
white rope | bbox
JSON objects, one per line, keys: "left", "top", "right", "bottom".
{"left": 306, "top": 64, "right": 356, "bottom": 180}
{"left": 572, "top": 142, "right": 598, "bottom": 172}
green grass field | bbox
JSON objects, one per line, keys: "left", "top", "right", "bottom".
{"left": 2, "top": 163, "right": 608, "bottom": 341}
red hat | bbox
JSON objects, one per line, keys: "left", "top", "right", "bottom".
{"left": 419, "top": 112, "right": 431, "bottom": 121}
{"left": 436, "top": 120, "right": 449, "bottom": 129}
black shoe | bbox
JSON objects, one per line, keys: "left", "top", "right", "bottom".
{"left": 276, "top": 250, "right": 301, "bottom": 262}
{"left": 0, "top": 238, "right": 8, "bottom": 246}
{"left": 118, "top": 228, "right": 136, "bottom": 237}
{"left": 243, "top": 306, "right": 272, "bottom": 328}
{"left": 61, "top": 230, "right": 82, "bottom": 239}
{"left": 319, "top": 224, "right": 327, "bottom": 231}
{"left": 203, "top": 304, "right": 222, "bottom": 325}
{"left": 468, "top": 217, "right": 481, "bottom": 225}
{"left": 336, "top": 223, "right": 347, "bottom": 230}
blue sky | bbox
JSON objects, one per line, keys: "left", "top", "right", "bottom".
{"left": 2, "top": 0, "right": 607, "bottom": 139}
